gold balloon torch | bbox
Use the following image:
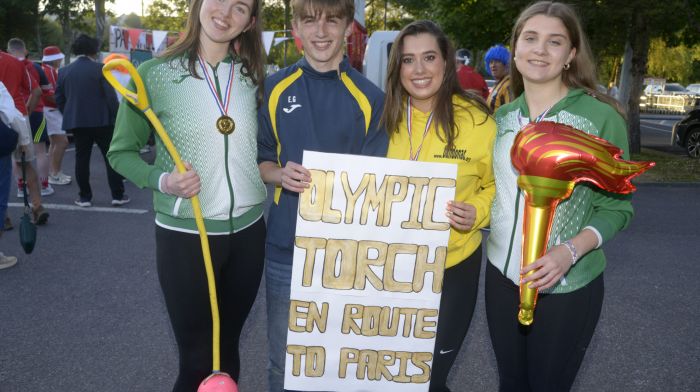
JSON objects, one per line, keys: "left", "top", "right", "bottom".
{"left": 510, "top": 121, "right": 654, "bottom": 326}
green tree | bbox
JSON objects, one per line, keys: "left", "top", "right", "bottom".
{"left": 0, "top": 0, "right": 40, "bottom": 52}
{"left": 39, "top": 17, "right": 64, "bottom": 50}
{"left": 123, "top": 13, "right": 144, "bottom": 29}
{"left": 143, "top": 0, "right": 187, "bottom": 31}
{"left": 647, "top": 39, "right": 700, "bottom": 84}
{"left": 263, "top": 0, "right": 302, "bottom": 67}
{"left": 609, "top": 0, "right": 699, "bottom": 153}
{"left": 40, "top": 0, "right": 93, "bottom": 62}
{"left": 364, "top": 0, "right": 412, "bottom": 32}
{"left": 95, "top": 0, "right": 116, "bottom": 48}
{"left": 394, "top": 0, "right": 526, "bottom": 51}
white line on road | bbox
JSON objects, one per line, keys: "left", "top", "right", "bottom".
{"left": 7, "top": 202, "right": 149, "bottom": 214}
{"left": 640, "top": 120, "right": 673, "bottom": 134}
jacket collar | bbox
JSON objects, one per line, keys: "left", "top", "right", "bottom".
{"left": 298, "top": 56, "right": 350, "bottom": 79}
{"left": 517, "top": 88, "right": 586, "bottom": 119}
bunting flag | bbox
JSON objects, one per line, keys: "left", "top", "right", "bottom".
{"left": 127, "top": 28, "right": 143, "bottom": 50}
{"left": 152, "top": 30, "right": 169, "bottom": 53}
{"left": 109, "top": 25, "right": 175, "bottom": 55}
{"left": 272, "top": 36, "right": 292, "bottom": 47}
{"left": 262, "top": 31, "right": 275, "bottom": 55}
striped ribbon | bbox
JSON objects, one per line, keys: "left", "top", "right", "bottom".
{"left": 406, "top": 96, "right": 434, "bottom": 161}
{"left": 196, "top": 55, "right": 234, "bottom": 118}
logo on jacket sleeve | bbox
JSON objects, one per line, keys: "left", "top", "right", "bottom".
{"left": 283, "top": 95, "right": 302, "bottom": 113}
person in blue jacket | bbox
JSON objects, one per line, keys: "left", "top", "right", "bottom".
{"left": 257, "top": 1, "right": 387, "bottom": 390}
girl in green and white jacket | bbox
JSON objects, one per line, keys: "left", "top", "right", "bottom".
{"left": 108, "top": 0, "right": 266, "bottom": 390}
{"left": 486, "top": 2, "right": 635, "bottom": 391}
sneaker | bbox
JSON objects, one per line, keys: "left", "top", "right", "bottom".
{"left": 3, "top": 216, "right": 12, "bottom": 231}
{"left": 48, "top": 172, "right": 71, "bottom": 185}
{"left": 32, "top": 206, "right": 49, "bottom": 225}
{"left": 111, "top": 195, "right": 131, "bottom": 206}
{"left": 74, "top": 198, "right": 92, "bottom": 208}
{"left": 0, "top": 252, "right": 18, "bottom": 270}
{"left": 17, "top": 188, "right": 25, "bottom": 198}
{"left": 41, "top": 185, "right": 55, "bottom": 196}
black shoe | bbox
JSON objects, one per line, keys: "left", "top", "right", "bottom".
{"left": 3, "top": 216, "right": 12, "bottom": 231}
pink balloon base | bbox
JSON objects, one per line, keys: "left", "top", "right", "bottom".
{"left": 197, "top": 372, "right": 238, "bottom": 392}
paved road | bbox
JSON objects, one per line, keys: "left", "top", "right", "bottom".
{"left": 0, "top": 144, "right": 698, "bottom": 392}
{"left": 639, "top": 113, "right": 685, "bottom": 154}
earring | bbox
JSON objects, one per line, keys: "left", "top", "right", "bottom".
{"left": 564, "top": 63, "right": 571, "bottom": 70}
{"left": 513, "top": 56, "right": 518, "bottom": 61}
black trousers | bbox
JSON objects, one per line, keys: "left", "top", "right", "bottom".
{"left": 71, "top": 126, "right": 123, "bottom": 200}
{"left": 430, "top": 247, "right": 482, "bottom": 392}
{"left": 156, "top": 219, "right": 266, "bottom": 392}
{"left": 485, "top": 261, "right": 604, "bottom": 392}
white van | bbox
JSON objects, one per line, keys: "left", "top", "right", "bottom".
{"left": 362, "top": 30, "right": 399, "bottom": 92}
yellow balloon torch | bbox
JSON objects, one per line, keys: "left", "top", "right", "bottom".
{"left": 102, "top": 59, "right": 236, "bottom": 390}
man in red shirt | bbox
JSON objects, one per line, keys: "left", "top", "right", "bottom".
{"left": 8, "top": 38, "right": 53, "bottom": 199}
{"left": 1, "top": 41, "right": 49, "bottom": 224}
{"left": 456, "top": 48, "right": 489, "bottom": 100}
{"left": 41, "top": 45, "right": 71, "bottom": 186}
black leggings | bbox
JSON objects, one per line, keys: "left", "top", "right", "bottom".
{"left": 430, "top": 247, "right": 482, "bottom": 392}
{"left": 485, "top": 261, "right": 604, "bottom": 392}
{"left": 156, "top": 219, "right": 266, "bottom": 392}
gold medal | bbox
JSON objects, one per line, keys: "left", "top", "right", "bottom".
{"left": 216, "top": 115, "right": 235, "bottom": 135}
{"left": 198, "top": 54, "right": 236, "bottom": 136}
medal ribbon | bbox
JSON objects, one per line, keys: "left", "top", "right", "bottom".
{"left": 197, "top": 54, "right": 234, "bottom": 117}
{"left": 518, "top": 105, "right": 554, "bottom": 129}
{"left": 534, "top": 105, "right": 553, "bottom": 123}
{"left": 406, "top": 96, "right": 434, "bottom": 161}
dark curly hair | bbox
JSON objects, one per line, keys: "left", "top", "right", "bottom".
{"left": 71, "top": 34, "right": 99, "bottom": 56}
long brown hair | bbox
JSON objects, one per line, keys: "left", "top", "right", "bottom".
{"left": 381, "top": 21, "right": 490, "bottom": 149}
{"left": 160, "top": 0, "right": 266, "bottom": 88}
{"left": 509, "top": 1, "right": 625, "bottom": 117}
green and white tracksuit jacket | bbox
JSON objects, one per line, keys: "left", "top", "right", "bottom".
{"left": 487, "top": 88, "right": 634, "bottom": 293}
{"left": 108, "top": 54, "right": 266, "bottom": 234}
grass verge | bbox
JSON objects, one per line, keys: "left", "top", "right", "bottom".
{"left": 631, "top": 148, "right": 700, "bottom": 183}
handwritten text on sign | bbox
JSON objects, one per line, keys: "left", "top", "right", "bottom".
{"left": 285, "top": 151, "right": 457, "bottom": 392}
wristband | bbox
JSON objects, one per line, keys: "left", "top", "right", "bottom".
{"left": 562, "top": 239, "right": 578, "bottom": 265}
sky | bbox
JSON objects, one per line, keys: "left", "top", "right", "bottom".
{"left": 107, "top": 0, "right": 155, "bottom": 17}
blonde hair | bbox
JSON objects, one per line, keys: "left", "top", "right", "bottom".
{"left": 291, "top": 0, "right": 355, "bottom": 23}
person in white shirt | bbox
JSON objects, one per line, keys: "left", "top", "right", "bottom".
{"left": 0, "top": 81, "right": 32, "bottom": 269}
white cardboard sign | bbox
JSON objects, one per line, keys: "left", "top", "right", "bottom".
{"left": 284, "top": 151, "right": 457, "bottom": 391}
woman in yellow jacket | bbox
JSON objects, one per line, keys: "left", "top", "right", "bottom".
{"left": 381, "top": 20, "right": 496, "bottom": 392}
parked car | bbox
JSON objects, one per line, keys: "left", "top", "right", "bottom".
{"left": 686, "top": 83, "right": 700, "bottom": 95}
{"left": 644, "top": 83, "right": 692, "bottom": 95}
{"left": 672, "top": 108, "right": 700, "bottom": 158}
{"left": 362, "top": 30, "right": 399, "bottom": 91}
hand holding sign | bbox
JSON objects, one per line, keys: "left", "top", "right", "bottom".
{"left": 286, "top": 151, "right": 457, "bottom": 391}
